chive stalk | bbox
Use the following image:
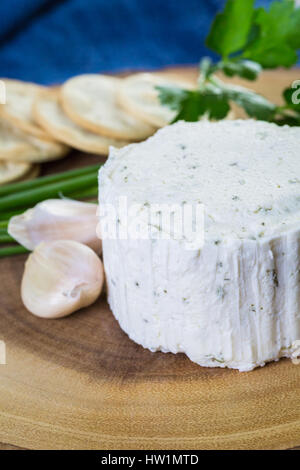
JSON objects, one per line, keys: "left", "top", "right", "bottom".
{"left": 0, "top": 164, "right": 102, "bottom": 257}
{"left": 0, "top": 209, "right": 26, "bottom": 221}
{"left": 0, "top": 245, "right": 29, "bottom": 258}
{"left": 0, "top": 233, "right": 14, "bottom": 243}
{"left": 0, "top": 163, "right": 102, "bottom": 198}
{"left": 69, "top": 186, "right": 98, "bottom": 199}
{"left": 0, "top": 172, "right": 98, "bottom": 211}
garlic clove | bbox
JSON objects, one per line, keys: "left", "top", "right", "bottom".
{"left": 8, "top": 198, "right": 101, "bottom": 253}
{"left": 21, "top": 240, "right": 104, "bottom": 318}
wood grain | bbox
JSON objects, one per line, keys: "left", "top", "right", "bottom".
{"left": 0, "top": 67, "right": 300, "bottom": 450}
{"left": 0, "top": 443, "right": 26, "bottom": 450}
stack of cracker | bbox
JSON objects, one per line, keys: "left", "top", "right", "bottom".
{"left": 0, "top": 73, "right": 192, "bottom": 185}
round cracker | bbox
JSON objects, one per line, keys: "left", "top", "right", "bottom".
{"left": 0, "top": 79, "right": 54, "bottom": 140}
{"left": 0, "top": 160, "right": 31, "bottom": 185}
{"left": 118, "top": 73, "right": 194, "bottom": 127}
{"left": 0, "top": 120, "right": 35, "bottom": 160}
{"left": 60, "top": 74, "right": 156, "bottom": 140}
{"left": 18, "top": 133, "right": 69, "bottom": 163}
{"left": 19, "top": 164, "right": 40, "bottom": 181}
{"left": 33, "top": 90, "right": 130, "bottom": 155}
{"left": 0, "top": 119, "right": 69, "bottom": 163}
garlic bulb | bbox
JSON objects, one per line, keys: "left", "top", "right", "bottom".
{"left": 8, "top": 198, "right": 101, "bottom": 253}
{"left": 21, "top": 240, "right": 104, "bottom": 318}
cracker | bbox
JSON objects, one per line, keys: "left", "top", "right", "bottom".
{"left": 20, "top": 164, "right": 40, "bottom": 181}
{"left": 0, "top": 120, "right": 34, "bottom": 160}
{"left": 33, "top": 90, "right": 130, "bottom": 155}
{"left": 0, "top": 119, "right": 69, "bottom": 163}
{"left": 119, "top": 73, "right": 236, "bottom": 126}
{"left": 20, "top": 133, "right": 70, "bottom": 162}
{"left": 60, "top": 74, "right": 156, "bottom": 140}
{"left": 0, "top": 79, "right": 53, "bottom": 140}
{"left": 0, "top": 160, "right": 31, "bottom": 185}
{"left": 118, "top": 73, "right": 194, "bottom": 127}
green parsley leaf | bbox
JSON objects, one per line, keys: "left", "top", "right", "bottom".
{"left": 243, "top": 0, "right": 300, "bottom": 68}
{"left": 206, "top": 0, "right": 255, "bottom": 58}
{"left": 171, "top": 91, "right": 204, "bottom": 122}
{"left": 275, "top": 115, "right": 300, "bottom": 126}
{"left": 221, "top": 59, "right": 262, "bottom": 80}
{"left": 173, "top": 87, "right": 230, "bottom": 123}
{"left": 157, "top": 82, "right": 277, "bottom": 123}
{"left": 200, "top": 86, "right": 231, "bottom": 120}
{"left": 198, "top": 57, "right": 217, "bottom": 82}
{"left": 224, "top": 86, "right": 277, "bottom": 120}
{"left": 157, "top": 0, "right": 300, "bottom": 128}
{"left": 287, "top": 8, "right": 300, "bottom": 48}
{"left": 157, "top": 85, "right": 230, "bottom": 123}
{"left": 155, "top": 85, "right": 188, "bottom": 111}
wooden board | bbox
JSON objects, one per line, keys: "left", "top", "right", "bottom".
{"left": 0, "top": 67, "right": 300, "bottom": 451}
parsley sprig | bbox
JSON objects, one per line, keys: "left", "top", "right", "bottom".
{"left": 157, "top": 0, "right": 300, "bottom": 126}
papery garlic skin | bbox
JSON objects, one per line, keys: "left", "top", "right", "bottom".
{"left": 8, "top": 199, "right": 101, "bottom": 253}
{"left": 21, "top": 240, "right": 104, "bottom": 318}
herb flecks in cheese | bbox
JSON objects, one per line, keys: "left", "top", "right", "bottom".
{"left": 100, "top": 120, "right": 300, "bottom": 243}
{"left": 99, "top": 120, "right": 300, "bottom": 372}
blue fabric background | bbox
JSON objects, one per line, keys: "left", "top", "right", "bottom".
{"left": 0, "top": 0, "right": 284, "bottom": 84}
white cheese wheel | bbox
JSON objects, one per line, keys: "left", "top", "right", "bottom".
{"left": 99, "top": 120, "right": 300, "bottom": 371}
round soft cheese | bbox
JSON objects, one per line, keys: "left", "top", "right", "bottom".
{"left": 99, "top": 120, "right": 300, "bottom": 371}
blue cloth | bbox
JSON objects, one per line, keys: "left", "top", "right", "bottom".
{"left": 0, "top": 0, "right": 278, "bottom": 85}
